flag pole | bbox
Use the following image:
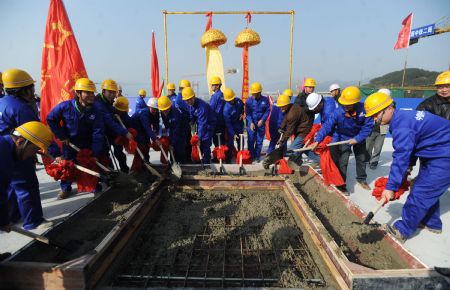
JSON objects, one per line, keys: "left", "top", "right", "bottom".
{"left": 401, "top": 13, "right": 413, "bottom": 88}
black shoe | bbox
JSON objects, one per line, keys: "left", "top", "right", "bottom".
{"left": 383, "top": 224, "right": 406, "bottom": 243}
{"left": 369, "top": 163, "right": 378, "bottom": 170}
{"left": 357, "top": 180, "right": 371, "bottom": 190}
{"left": 337, "top": 185, "right": 349, "bottom": 195}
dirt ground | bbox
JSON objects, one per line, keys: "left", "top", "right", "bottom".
{"left": 111, "top": 189, "right": 338, "bottom": 289}
{"left": 11, "top": 173, "right": 157, "bottom": 263}
{"left": 290, "top": 171, "right": 410, "bottom": 270}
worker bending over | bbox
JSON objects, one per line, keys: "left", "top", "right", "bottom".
{"left": 222, "top": 88, "right": 244, "bottom": 163}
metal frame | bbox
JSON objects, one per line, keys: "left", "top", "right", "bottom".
{"left": 162, "top": 10, "right": 295, "bottom": 89}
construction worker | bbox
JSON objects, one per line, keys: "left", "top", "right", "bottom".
{"left": 1, "top": 121, "right": 53, "bottom": 232}
{"left": 116, "top": 84, "right": 123, "bottom": 99}
{"left": 416, "top": 71, "right": 450, "bottom": 121}
{"left": 306, "top": 93, "right": 338, "bottom": 125}
{"left": 177, "top": 80, "right": 192, "bottom": 161}
{"left": 135, "top": 89, "right": 147, "bottom": 112}
{"left": 366, "top": 88, "right": 391, "bottom": 170}
{"left": 0, "top": 68, "right": 52, "bottom": 229}
{"left": 246, "top": 82, "right": 270, "bottom": 162}
{"left": 222, "top": 88, "right": 244, "bottom": 163}
{"left": 167, "top": 82, "right": 177, "bottom": 100}
{"left": 209, "top": 76, "right": 226, "bottom": 148}
{"left": 96, "top": 79, "right": 133, "bottom": 171}
{"left": 182, "top": 87, "right": 216, "bottom": 164}
{"left": 147, "top": 98, "right": 161, "bottom": 136}
{"left": 311, "top": 86, "right": 373, "bottom": 193}
{"left": 158, "top": 96, "right": 189, "bottom": 163}
{"left": 329, "top": 83, "right": 341, "bottom": 103}
{"left": 276, "top": 94, "right": 317, "bottom": 166}
{"left": 294, "top": 77, "right": 315, "bottom": 107}
{"left": 267, "top": 97, "right": 286, "bottom": 154}
{"left": 47, "top": 78, "right": 105, "bottom": 198}
{"left": 0, "top": 72, "right": 4, "bottom": 97}
{"left": 364, "top": 92, "right": 450, "bottom": 242}
{"left": 112, "top": 96, "right": 133, "bottom": 173}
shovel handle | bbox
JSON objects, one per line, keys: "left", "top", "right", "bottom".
{"left": 37, "top": 152, "right": 102, "bottom": 178}
{"left": 363, "top": 197, "right": 385, "bottom": 224}
{"left": 11, "top": 226, "right": 50, "bottom": 245}
{"left": 327, "top": 140, "right": 350, "bottom": 147}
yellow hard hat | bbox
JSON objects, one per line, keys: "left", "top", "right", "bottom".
{"left": 15, "top": 121, "right": 53, "bottom": 151}
{"left": 304, "top": 78, "right": 316, "bottom": 87}
{"left": 167, "top": 82, "right": 176, "bottom": 90}
{"left": 114, "top": 96, "right": 129, "bottom": 112}
{"left": 283, "top": 89, "right": 293, "bottom": 96}
{"left": 210, "top": 76, "right": 222, "bottom": 85}
{"left": 435, "top": 71, "right": 450, "bottom": 86}
{"left": 338, "top": 86, "right": 361, "bottom": 105}
{"left": 223, "top": 88, "right": 236, "bottom": 102}
{"left": 101, "top": 79, "right": 118, "bottom": 92}
{"left": 158, "top": 95, "right": 172, "bottom": 111}
{"left": 364, "top": 92, "right": 393, "bottom": 117}
{"left": 179, "top": 79, "right": 191, "bottom": 88}
{"left": 2, "top": 68, "right": 35, "bottom": 89}
{"left": 276, "top": 94, "right": 291, "bottom": 107}
{"left": 138, "top": 89, "right": 147, "bottom": 96}
{"left": 74, "top": 78, "right": 96, "bottom": 92}
{"left": 182, "top": 87, "right": 195, "bottom": 101}
{"left": 250, "top": 82, "right": 262, "bottom": 94}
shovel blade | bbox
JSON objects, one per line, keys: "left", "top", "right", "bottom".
{"left": 263, "top": 147, "right": 284, "bottom": 169}
{"left": 170, "top": 163, "right": 182, "bottom": 179}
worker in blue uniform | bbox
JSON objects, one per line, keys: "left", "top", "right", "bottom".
{"left": 311, "top": 86, "right": 373, "bottom": 194}
{"left": 135, "top": 89, "right": 147, "bottom": 112}
{"left": 176, "top": 80, "right": 192, "bottom": 161}
{"left": 245, "top": 82, "right": 270, "bottom": 162}
{"left": 167, "top": 82, "right": 177, "bottom": 107}
{"left": 0, "top": 68, "right": 52, "bottom": 230}
{"left": 222, "top": 88, "right": 244, "bottom": 163}
{"left": 0, "top": 122, "right": 53, "bottom": 233}
{"left": 158, "top": 95, "right": 189, "bottom": 164}
{"left": 47, "top": 78, "right": 105, "bottom": 199}
{"left": 364, "top": 92, "right": 450, "bottom": 243}
{"left": 95, "top": 79, "right": 133, "bottom": 171}
{"left": 306, "top": 93, "right": 338, "bottom": 125}
{"left": 267, "top": 99, "right": 286, "bottom": 154}
{"left": 209, "top": 76, "right": 225, "bottom": 147}
{"left": 182, "top": 87, "right": 216, "bottom": 164}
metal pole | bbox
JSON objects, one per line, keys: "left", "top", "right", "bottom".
{"left": 401, "top": 48, "right": 409, "bottom": 87}
{"left": 163, "top": 11, "right": 169, "bottom": 84}
{"left": 288, "top": 10, "right": 295, "bottom": 89}
{"left": 164, "top": 11, "right": 292, "bottom": 15}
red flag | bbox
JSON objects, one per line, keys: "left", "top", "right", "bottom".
{"left": 394, "top": 13, "right": 413, "bottom": 50}
{"left": 205, "top": 12, "right": 213, "bottom": 31}
{"left": 40, "top": 0, "right": 87, "bottom": 123}
{"left": 151, "top": 31, "right": 161, "bottom": 98}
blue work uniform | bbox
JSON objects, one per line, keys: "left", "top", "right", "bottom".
{"left": 135, "top": 96, "right": 147, "bottom": 112}
{"left": 0, "top": 94, "right": 43, "bottom": 229}
{"left": 0, "top": 135, "right": 15, "bottom": 227}
{"left": 386, "top": 110, "right": 450, "bottom": 238}
{"left": 223, "top": 98, "right": 244, "bottom": 162}
{"left": 210, "top": 90, "right": 226, "bottom": 147}
{"left": 131, "top": 108, "right": 158, "bottom": 145}
{"left": 188, "top": 98, "right": 217, "bottom": 163}
{"left": 315, "top": 102, "right": 373, "bottom": 183}
{"left": 246, "top": 95, "right": 270, "bottom": 160}
{"left": 47, "top": 100, "right": 105, "bottom": 192}
{"left": 161, "top": 106, "right": 189, "bottom": 164}
{"left": 267, "top": 104, "right": 286, "bottom": 154}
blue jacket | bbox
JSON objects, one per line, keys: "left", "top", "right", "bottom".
{"left": 210, "top": 90, "right": 225, "bottom": 125}
{"left": 0, "top": 135, "right": 15, "bottom": 226}
{"left": 223, "top": 98, "right": 244, "bottom": 138}
{"left": 131, "top": 108, "right": 157, "bottom": 144}
{"left": 315, "top": 102, "right": 373, "bottom": 143}
{"left": 386, "top": 110, "right": 450, "bottom": 191}
{"left": 245, "top": 95, "right": 270, "bottom": 126}
{"left": 0, "top": 94, "right": 39, "bottom": 135}
{"left": 95, "top": 95, "right": 128, "bottom": 139}
{"left": 269, "top": 105, "right": 284, "bottom": 136}
{"left": 174, "top": 93, "right": 190, "bottom": 114}
{"left": 188, "top": 98, "right": 217, "bottom": 141}
{"left": 135, "top": 97, "right": 147, "bottom": 112}
{"left": 161, "top": 106, "right": 189, "bottom": 145}
{"left": 47, "top": 100, "right": 105, "bottom": 155}
{"left": 320, "top": 97, "right": 338, "bottom": 125}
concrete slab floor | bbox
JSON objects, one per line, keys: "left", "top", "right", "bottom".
{"left": 1, "top": 138, "right": 449, "bottom": 270}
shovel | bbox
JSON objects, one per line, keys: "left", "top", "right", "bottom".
{"left": 11, "top": 226, "right": 72, "bottom": 251}
{"left": 159, "top": 143, "right": 182, "bottom": 180}
{"left": 262, "top": 133, "right": 284, "bottom": 169}
{"left": 168, "top": 146, "right": 183, "bottom": 178}
{"left": 363, "top": 197, "right": 386, "bottom": 225}
{"left": 68, "top": 142, "right": 113, "bottom": 173}
{"left": 216, "top": 133, "right": 225, "bottom": 174}
{"left": 239, "top": 134, "right": 246, "bottom": 175}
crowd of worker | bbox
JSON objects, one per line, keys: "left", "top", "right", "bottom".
{"left": 0, "top": 68, "right": 449, "bottom": 246}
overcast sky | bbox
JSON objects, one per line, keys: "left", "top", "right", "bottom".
{"left": 1, "top": 0, "right": 449, "bottom": 95}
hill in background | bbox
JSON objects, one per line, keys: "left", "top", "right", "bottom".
{"left": 366, "top": 68, "right": 439, "bottom": 87}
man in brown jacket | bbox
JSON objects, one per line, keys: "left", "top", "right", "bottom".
{"left": 276, "top": 94, "right": 319, "bottom": 166}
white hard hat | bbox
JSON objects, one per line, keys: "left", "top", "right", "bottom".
{"left": 378, "top": 88, "right": 391, "bottom": 97}
{"left": 117, "top": 84, "right": 122, "bottom": 91}
{"left": 329, "top": 83, "right": 340, "bottom": 92}
{"left": 306, "top": 93, "right": 323, "bottom": 110}
{"left": 147, "top": 97, "right": 158, "bottom": 109}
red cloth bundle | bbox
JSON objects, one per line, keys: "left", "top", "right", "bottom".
{"left": 303, "top": 124, "right": 322, "bottom": 145}
{"left": 131, "top": 143, "right": 149, "bottom": 173}
{"left": 213, "top": 145, "right": 228, "bottom": 161}
{"left": 314, "top": 135, "right": 344, "bottom": 186}
{"left": 190, "top": 134, "right": 201, "bottom": 162}
{"left": 159, "top": 136, "right": 170, "bottom": 164}
{"left": 372, "top": 177, "right": 411, "bottom": 206}
{"left": 236, "top": 150, "right": 252, "bottom": 164}
{"left": 275, "top": 158, "right": 293, "bottom": 174}
{"left": 76, "top": 149, "right": 99, "bottom": 193}
{"left": 114, "top": 129, "right": 138, "bottom": 154}
{"left": 45, "top": 160, "right": 77, "bottom": 182}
